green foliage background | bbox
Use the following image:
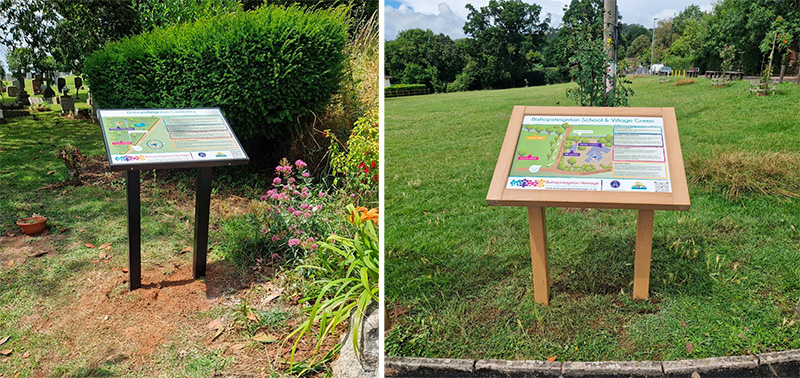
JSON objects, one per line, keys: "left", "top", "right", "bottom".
{"left": 84, "top": 5, "right": 348, "bottom": 151}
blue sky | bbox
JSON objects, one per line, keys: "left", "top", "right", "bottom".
{"left": 385, "top": 0, "right": 715, "bottom": 40}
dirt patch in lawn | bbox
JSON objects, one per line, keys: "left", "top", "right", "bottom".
{"left": 0, "top": 233, "right": 66, "bottom": 270}
{"left": 18, "top": 258, "right": 334, "bottom": 376}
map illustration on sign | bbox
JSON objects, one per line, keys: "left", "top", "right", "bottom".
{"left": 98, "top": 108, "right": 248, "bottom": 169}
{"left": 507, "top": 115, "right": 671, "bottom": 192}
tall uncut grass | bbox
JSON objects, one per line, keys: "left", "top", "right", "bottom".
{"left": 290, "top": 10, "right": 378, "bottom": 174}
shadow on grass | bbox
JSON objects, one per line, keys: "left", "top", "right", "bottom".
{"left": 552, "top": 234, "right": 714, "bottom": 297}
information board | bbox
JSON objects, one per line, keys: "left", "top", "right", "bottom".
{"left": 507, "top": 115, "right": 671, "bottom": 193}
{"left": 487, "top": 106, "right": 690, "bottom": 211}
{"left": 98, "top": 108, "right": 249, "bottom": 170}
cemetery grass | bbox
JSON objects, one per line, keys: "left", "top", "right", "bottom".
{"left": 0, "top": 112, "right": 335, "bottom": 377}
{"left": 384, "top": 77, "right": 800, "bottom": 361}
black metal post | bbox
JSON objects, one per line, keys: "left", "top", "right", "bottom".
{"left": 127, "top": 169, "right": 141, "bottom": 290}
{"left": 193, "top": 167, "right": 212, "bottom": 278}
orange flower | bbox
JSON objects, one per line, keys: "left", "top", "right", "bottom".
{"left": 348, "top": 206, "right": 368, "bottom": 225}
{"left": 360, "top": 208, "right": 379, "bottom": 225}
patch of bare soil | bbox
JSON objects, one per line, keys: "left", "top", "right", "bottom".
{"left": 18, "top": 257, "right": 335, "bottom": 377}
{"left": 0, "top": 233, "right": 65, "bottom": 270}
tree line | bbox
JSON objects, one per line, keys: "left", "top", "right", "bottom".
{"left": 385, "top": 0, "right": 800, "bottom": 93}
{"left": 0, "top": 0, "right": 377, "bottom": 81}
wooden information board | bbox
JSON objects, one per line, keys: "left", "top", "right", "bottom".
{"left": 487, "top": 106, "right": 690, "bottom": 304}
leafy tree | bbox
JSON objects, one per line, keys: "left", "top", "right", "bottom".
{"left": 546, "top": 126, "right": 554, "bottom": 134}
{"left": 0, "top": 0, "right": 57, "bottom": 76}
{"left": 385, "top": 29, "right": 465, "bottom": 92}
{"left": 622, "top": 24, "right": 650, "bottom": 47}
{"left": 544, "top": 0, "right": 604, "bottom": 72}
{"left": 627, "top": 34, "right": 652, "bottom": 61}
{"left": 566, "top": 33, "right": 633, "bottom": 106}
{"left": 535, "top": 125, "right": 544, "bottom": 134}
{"left": 700, "top": 0, "right": 798, "bottom": 74}
{"left": 7, "top": 47, "right": 34, "bottom": 75}
{"left": 760, "top": 15, "right": 795, "bottom": 81}
{"left": 673, "top": 5, "right": 706, "bottom": 35}
{"left": 462, "top": 0, "right": 549, "bottom": 89}
{"left": 652, "top": 18, "right": 678, "bottom": 63}
{"left": 568, "top": 157, "right": 577, "bottom": 167}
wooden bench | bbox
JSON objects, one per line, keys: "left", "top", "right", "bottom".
{"left": 749, "top": 81, "right": 776, "bottom": 96}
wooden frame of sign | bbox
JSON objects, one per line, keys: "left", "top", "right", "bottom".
{"left": 487, "top": 106, "right": 690, "bottom": 305}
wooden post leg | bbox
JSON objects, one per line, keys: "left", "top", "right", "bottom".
{"left": 633, "top": 210, "right": 655, "bottom": 300}
{"left": 527, "top": 207, "right": 550, "bottom": 305}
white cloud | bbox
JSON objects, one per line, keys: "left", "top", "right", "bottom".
{"left": 385, "top": 3, "right": 469, "bottom": 40}
{"left": 654, "top": 8, "right": 679, "bottom": 22}
{"left": 384, "top": 0, "right": 717, "bottom": 40}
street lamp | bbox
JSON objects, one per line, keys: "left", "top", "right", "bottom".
{"left": 650, "top": 17, "right": 657, "bottom": 73}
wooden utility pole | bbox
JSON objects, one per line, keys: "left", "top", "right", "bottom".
{"left": 604, "top": 0, "right": 617, "bottom": 98}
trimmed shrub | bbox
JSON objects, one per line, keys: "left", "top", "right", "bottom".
{"left": 544, "top": 66, "right": 570, "bottom": 84}
{"left": 385, "top": 83, "right": 429, "bottom": 97}
{"left": 385, "top": 83, "right": 427, "bottom": 91}
{"left": 84, "top": 5, "right": 349, "bottom": 155}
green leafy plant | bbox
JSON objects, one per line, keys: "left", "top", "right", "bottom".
{"left": 326, "top": 108, "right": 378, "bottom": 201}
{"left": 84, "top": 5, "right": 349, "bottom": 158}
{"left": 565, "top": 33, "right": 633, "bottom": 107}
{"left": 719, "top": 44, "right": 736, "bottom": 73}
{"left": 759, "top": 16, "right": 794, "bottom": 84}
{"left": 287, "top": 204, "right": 379, "bottom": 363}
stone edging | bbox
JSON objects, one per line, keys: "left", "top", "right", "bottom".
{"left": 386, "top": 350, "right": 800, "bottom": 376}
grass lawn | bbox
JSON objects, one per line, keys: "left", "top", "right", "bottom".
{"left": 385, "top": 77, "right": 800, "bottom": 361}
{"left": 0, "top": 107, "right": 335, "bottom": 376}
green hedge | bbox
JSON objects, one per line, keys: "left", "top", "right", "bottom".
{"left": 385, "top": 83, "right": 427, "bottom": 92}
{"left": 85, "top": 5, "right": 348, "bottom": 146}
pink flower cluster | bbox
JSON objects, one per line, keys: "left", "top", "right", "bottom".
{"left": 260, "top": 158, "right": 333, "bottom": 256}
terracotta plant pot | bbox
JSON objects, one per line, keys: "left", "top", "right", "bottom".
{"left": 16, "top": 216, "right": 47, "bottom": 235}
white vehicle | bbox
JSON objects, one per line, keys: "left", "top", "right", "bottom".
{"left": 650, "top": 64, "right": 664, "bottom": 74}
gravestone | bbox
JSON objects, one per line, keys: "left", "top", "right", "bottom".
{"left": 43, "top": 85, "right": 56, "bottom": 100}
{"left": 74, "top": 77, "right": 83, "bottom": 89}
{"left": 32, "top": 78, "right": 43, "bottom": 94}
{"left": 60, "top": 96, "right": 75, "bottom": 115}
{"left": 11, "top": 79, "right": 20, "bottom": 89}
{"left": 6, "top": 86, "right": 18, "bottom": 97}
{"left": 28, "top": 97, "right": 44, "bottom": 106}
{"left": 57, "top": 77, "right": 66, "bottom": 93}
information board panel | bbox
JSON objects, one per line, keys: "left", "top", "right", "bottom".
{"left": 487, "top": 107, "right": 690, "bottom": 210}
{"left": 98, "top": 108, "right": 249, "bottom": 170}
{"left": 507, "top": 115, "right": 671, "bottom": 193}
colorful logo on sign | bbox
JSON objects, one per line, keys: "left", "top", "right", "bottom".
{"left": 509, "top": 178, "right": 547, "bottom": 188}
{"left": 114, "top": 155, "right": 145, "bottom": 162}
{"left": 610, "top": 180, "right": 620, "bottom": 188}
{"left": 198, "top": 152, "right": 206, "bottom": 157}
{"left": 631, "top": 181, "right": 647, "bottom": 190}
{"left": 215, "top": 152, "right": 227, "bottom": 157}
